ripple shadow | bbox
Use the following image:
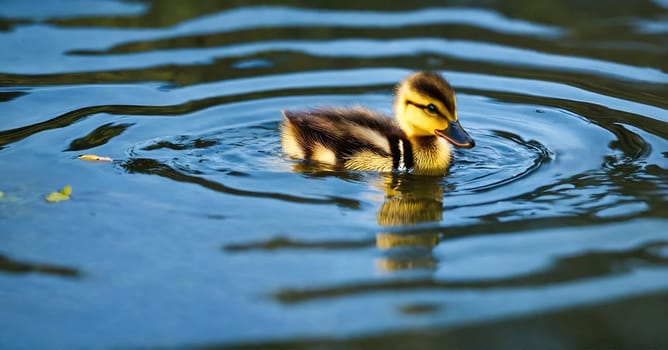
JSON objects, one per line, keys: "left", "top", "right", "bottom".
{"left": 273, "top": 240, "right": 668, "bottom": 304}
{"left": 121, "top": 158, "right": 360, "bottom": 208}
{"left": 0, "top": 254, "right": 80, "bottom": 278}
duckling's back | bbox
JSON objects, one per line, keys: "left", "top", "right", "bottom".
{"left": 281, "top": 107, "right": 410, "bottom": 172}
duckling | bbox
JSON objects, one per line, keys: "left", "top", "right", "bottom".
{"left": 281, "top": 71, "right": 475, "bottom": 176}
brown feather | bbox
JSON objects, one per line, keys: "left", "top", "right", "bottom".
{"left": 282, "top": 107, "right": 406, "bottom": 169}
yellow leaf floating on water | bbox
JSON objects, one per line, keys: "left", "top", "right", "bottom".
{"left": 61, "top": 185, "right": 72, "bottom": 196}
{"left": 0, "top": 191, "right": 4, "bottom": 199}
{"left": 78, "top": 154, "right": 112, "bottom": 162}
{"left": 45, "top": 185, "right": 72, "bottom": 203}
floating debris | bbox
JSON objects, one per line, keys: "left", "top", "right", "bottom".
{"left": 78, "top": 154, "right": 112, "bottom": 162}
{"left": 45, "top": 185, "right": 72, "bottom": 203}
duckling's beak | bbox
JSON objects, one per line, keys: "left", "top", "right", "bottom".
{"left": 435, "top": 121, "right": 475, "bottom": 148}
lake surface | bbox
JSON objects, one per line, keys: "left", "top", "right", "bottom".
{"left": 1, "top": 1, "right": 667, "bottom": 349}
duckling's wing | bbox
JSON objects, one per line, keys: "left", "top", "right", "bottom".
{"left": 281, "top": 108, "right": 405, "bottom": 168}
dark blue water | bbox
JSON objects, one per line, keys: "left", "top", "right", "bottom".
{"left": 1, "top": 1, "right": 667, "bottom": 349}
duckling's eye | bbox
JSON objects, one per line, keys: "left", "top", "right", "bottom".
{"left": 426, "top": 104, "right": 438, "bottom": 114}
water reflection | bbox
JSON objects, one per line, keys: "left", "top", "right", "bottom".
{"left": 375, "top": 173, "right": 443, "bottom": 271}
{"left": 218, "top": 168, "right": 446, "bottom": 270}
{"left": 376, "top": 174, "right": 444, "bottom": 226}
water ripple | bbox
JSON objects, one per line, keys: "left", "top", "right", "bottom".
{"left": 156, "top": 7, "right": 565, "bottom": 38}
{"left": 4, "top": 33, "right": 666, "bottom": 84}
{"left": 1, "top": 3, "right": 668, "bottom": 348}
{"left": 2, "top": 68, "right": 665, "bottom": 132}
{"left": 0, "top": 0, "right": 146, "bottom": 20}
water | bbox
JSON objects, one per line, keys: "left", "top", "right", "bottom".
{"left": 1, "top": 1, "right": 667, "bottom": 349}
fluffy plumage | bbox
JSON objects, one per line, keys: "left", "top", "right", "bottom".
{"left": 281, "top": 71, "right": 474, "bottom": 176}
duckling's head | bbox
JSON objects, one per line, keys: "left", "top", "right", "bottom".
{"left": 394, "top": 71, "right": 475, "bottom": 148}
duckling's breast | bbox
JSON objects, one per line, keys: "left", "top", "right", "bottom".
{"left": 409, "top": 136, "right": 452, "bottom": 176}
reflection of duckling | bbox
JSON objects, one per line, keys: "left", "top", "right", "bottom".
{"left": 375, "top": 231, "right": 441, "bottom": 272}
{"left": 281, "top": 71, "right": 475, "bottom": 176}
{"left": 374, "top": 174, "right": 444, "bottom": 272}
{"left": 376, "top": 231, "right": 441, "bottom": 249}
{"left": 376, "top": 229, "right": 441, "bottom": 272}
{"left": 376, "top": 173, "right": 444, "bottom": 226}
